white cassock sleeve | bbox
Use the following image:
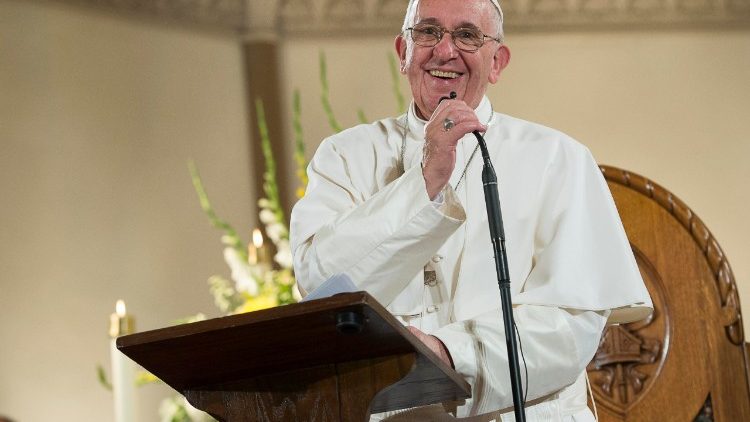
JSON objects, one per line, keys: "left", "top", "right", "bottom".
{"left": 291, "top": 135, "right": 466, "bottom": 306}
{"left": 435, "top": 306, "right": 608, "bottom": 417}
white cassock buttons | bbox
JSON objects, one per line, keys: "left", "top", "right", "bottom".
{"left": 431, "top": 255, "right": 443, "bottom": 263}
{"left": 426, "top": 305, "right": 440, "bottom": 313}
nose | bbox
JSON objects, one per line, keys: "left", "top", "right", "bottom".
{"left": 432, "top": 32, "right": 459, "bottom": 60}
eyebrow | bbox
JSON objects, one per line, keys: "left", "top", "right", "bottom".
{"left": 416, "top": 17, "right": 481, "bottom": 30}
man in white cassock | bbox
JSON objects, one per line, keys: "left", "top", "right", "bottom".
{"left": 290, "top": 0, "right": 653, "bottom": 420}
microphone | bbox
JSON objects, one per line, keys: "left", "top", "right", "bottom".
{"left": 438, "top": 91, "right": 492, "bottom": 161}
{"left": 440, "top": 91, "right": 526, "bottom": 420}
{"left": 438, "top": 91, "right": 506, "bottom": 242}
{"left": 438, "top": 91, "right": 457, "bottom": 103}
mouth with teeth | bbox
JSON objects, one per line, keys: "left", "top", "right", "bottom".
{"left": 429, "top": 69, "right": 462, "bottom": 79}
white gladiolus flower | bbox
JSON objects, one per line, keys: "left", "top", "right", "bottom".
{"left": 276, "top": 238, "right": 291, "bottom": 254}
{"left": 266, "top": 223, "right": 286, "bottom": 243}
{"left": 223, "top": 247, "right": 258, "bottom": 296}
{"left": 259, "top": 209, "right": 276, "bottom": 224}
{"left": 159, "top": 391, "right": 213, "bottom": 421}
{"left": 158, "top": 397, "right": 181, "bottom": 422}
{"left": 274, "top": 242, "right": 293, "bottom": 269}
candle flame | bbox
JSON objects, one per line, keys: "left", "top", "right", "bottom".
{"left": 252, "top": 228, "right": 264, "bottom": 248}
{"left": 115, "top": 299, "right": 127, "bottom": 317}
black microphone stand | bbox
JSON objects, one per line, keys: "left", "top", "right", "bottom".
{"left": 440, "top": 92, "right": 526, "bottom": 421}
{"left": 472, "top": 128, "right": 526, "bottom": 422}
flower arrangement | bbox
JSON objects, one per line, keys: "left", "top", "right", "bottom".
{"left": 151, "top": 104, "right": 303, "bottom": 421}
{"left": 187, "top": 98, "right": 302, "bottom": 315}
{"left": 155, "top": 53, "right": 404, "bottom": 420}
{"left": 98, "top": 51, "right": 405, "bottom": 422}
{"left": 154, "top": 98, "right": 307, "bottom": 421}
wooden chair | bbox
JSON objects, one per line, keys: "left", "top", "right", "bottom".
{"left": 586, "top": 166, "right": 750, "bottom": 421}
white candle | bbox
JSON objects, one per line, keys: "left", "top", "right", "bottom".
{"left": 110, "top": 300, "right": 137, "bottom": 422}
{"left": 252, "top": 229, "right": 265, "bottom": 263}
{"left": 248, "top": 229, "right": 259, "bottom": 265}
{"left": 252, "top": 229, "right": 271, "bottom": 270}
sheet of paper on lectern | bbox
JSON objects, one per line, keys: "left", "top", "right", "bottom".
{"left": 301, "top": 273, "right": 358, "bottom": 302}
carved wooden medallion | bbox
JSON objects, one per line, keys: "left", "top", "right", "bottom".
{"left": 587, "top": 246, "right": 669, "bottom": 416}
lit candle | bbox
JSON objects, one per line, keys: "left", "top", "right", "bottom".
{"left": 110, "top": 300, "right": 137, "bottom": 422}
{"left": 252, "top": 229, "right": 267, "bottom": 266}
{"left": 248, "top": 229, "right": 259, "bottom": 265}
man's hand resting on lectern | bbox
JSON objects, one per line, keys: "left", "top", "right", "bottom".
{"left": 407, "top": 326, "right": 454, "bottom": 368}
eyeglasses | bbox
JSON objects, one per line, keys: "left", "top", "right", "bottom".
{"left": 405, "top": 23, "right": 501, "bottom": 52}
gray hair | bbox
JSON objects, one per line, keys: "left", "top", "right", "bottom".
{"left": 401, "top": 0, "right": 505, "bottom": 42}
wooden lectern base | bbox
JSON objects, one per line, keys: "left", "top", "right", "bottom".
{"left": 186, "top": 355, "right": 415, "bottom": 421}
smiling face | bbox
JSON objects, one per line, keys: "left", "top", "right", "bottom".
{"left": 395, "top": 0, "right": 510, "bottom": 119}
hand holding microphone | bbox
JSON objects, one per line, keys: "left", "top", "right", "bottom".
{"left": 422, "top": 92, "right": 487, "bottom": 199}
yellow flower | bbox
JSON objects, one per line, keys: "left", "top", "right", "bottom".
{"left": 235, "top": 293, "right": 278, "bottom": 313}
{"left": 135, "top": 370, "right": 160, "bottom": 386}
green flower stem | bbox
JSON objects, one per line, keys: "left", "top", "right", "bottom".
{"left": 188, "top": 160, "right": 248, "bottom": 261}
{"left": 357, "top": 108, "right": 369, "bottom": 124}
{"left": 292, "top": 89, "right": 308, "bottom": 190}
{"left": 96, "top": 364, "right": 112, "bottom": 391}
{"left": 255, "top": 98, "right": 289, "bottom": 231}
{"left": 319, "top": 51, "right": 342, "bottom": 133}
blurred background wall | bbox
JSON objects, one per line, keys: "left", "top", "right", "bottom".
{"left": 1, "top": 0, "right": 748, "bottom": 420}
{"left": 0, "top": 1, "right": 255, "bottom": 419}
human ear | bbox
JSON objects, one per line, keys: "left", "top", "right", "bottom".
{"left": 394, "top": 35, "right": 408, "bottom": 74}
{"left": 489, "top": 45, "right": 511, "bottom": 84}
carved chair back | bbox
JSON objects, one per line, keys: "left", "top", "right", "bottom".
{"left": 586, "top": 166, "right": 750, "bottom": 421}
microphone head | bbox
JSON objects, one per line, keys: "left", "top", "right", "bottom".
{"left": 439, "top": 91, "right": 459, "bottom": 104}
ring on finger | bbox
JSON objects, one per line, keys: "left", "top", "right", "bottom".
{"left": 443, "top": 118, "right": 455, "bottom": 132}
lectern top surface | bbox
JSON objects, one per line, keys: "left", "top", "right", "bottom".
{"left": 117, "top": 291, "right": 468, "bottom": 396}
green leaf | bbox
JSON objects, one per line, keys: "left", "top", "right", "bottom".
{"left": 319, "top": 51, "right": 342, "bottom": 133}
{"left": 357, "top": 108, "right": 369, "bottom": 124}
{"left": 96, "top": 364, "right": 112, "bottom": 391}
{"left": 255, "top": 99, "right": 289, "bottom": 232}
{"left": 170, "top": 403, "right": 190, "bottom": 422}
{"left": 171, "top": 313, "right": 207, "bottom": 325}
{"left": 187, "top": 160, "right": 248, "bottom": 261}
{"left": 292, "top": 89, "right": 308, "bottom": 193}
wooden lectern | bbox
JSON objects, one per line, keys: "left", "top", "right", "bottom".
{"left": 118, "top": 291, "right": 471, "bottom": 421}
